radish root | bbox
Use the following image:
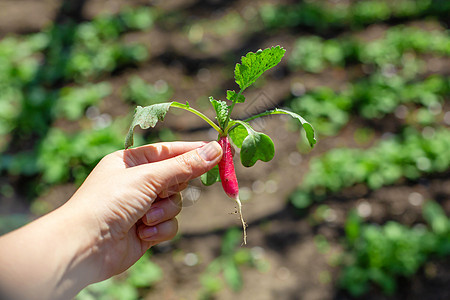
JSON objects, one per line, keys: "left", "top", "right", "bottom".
{"left": 234, "top": 196, "right": 247, "bottom": 245}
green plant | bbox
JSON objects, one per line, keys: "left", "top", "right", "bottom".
{"left": 122, "top": 76, "right": 173, "bottom": 106}
{"left": 76, "top": 251, "right": 163, "bottom": 300}
{"left": 289, "top": 25, "right": 450, "bottom": 73}
{"left": 287, "top": 74, "right": 449, "bottom": 136}
{"left": 339, "top": 201, "right": 450, "bottom": 296}
{"left": 124, "top": 46, "right": 316, "bottom": 243}
{"left": 198, "top": 228, "right": 267, "bottom": 299}
{"left": 0, "top": 6, "right": 155, "bottom": 190}
{"left": 54, "top": 82, "right": 112, "bottom": 120}
{"left": 291, "top": 127, "right": 450, "bottom": 209}
{"left": 259, "top": 0, "right": 448, "bottom": 32}
{"left": 36, "top": 118, "right": 144, "bottom": 186}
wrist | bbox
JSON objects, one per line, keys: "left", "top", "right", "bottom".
{"left": 51, "top": 200, "right": 107, "bottom": 297}
{"left": 0, "top": 200, "right": 103, "bottom": 299}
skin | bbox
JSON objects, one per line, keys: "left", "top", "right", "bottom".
{"left": 0, "top": 141, "right": 222, "bottom": 300}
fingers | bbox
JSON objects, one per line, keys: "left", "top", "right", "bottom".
{"left": 158, "top": 182, "right": 188, "bottom": 198}
{"left": 142, "top": 193, "right": 182, "bottom": 226}
{"left": 138, "top": 193, "right": 182, "bottom": 243}
{"left": 138, "top": 218, "right": 178, "bottom": 242}
{"left": 136, "top": 141, "right": 222, "bottom": 193}
{"left": 123, "top": 141, "right": 208, "bottom": 166}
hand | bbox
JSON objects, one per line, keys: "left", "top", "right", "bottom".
{"left": 71, "top": 141, "right": 223, "bottom": 279}
{"left": 0, "top": 141, "right": 222, "bottom": 300}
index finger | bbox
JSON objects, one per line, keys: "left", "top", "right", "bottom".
{"left": 135, "top": 141, "right": 222, "bottom": 191}
{"left": 123, "top": 141, "right": 208, "bottom": 166}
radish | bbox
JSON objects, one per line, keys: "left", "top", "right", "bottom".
{"left": 218, "top": 136, "right": 247, "bottom": 244}
{"left": 125, "top": 46, "right": 316, "bottom": 245}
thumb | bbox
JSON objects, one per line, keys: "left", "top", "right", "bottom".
{"left": 136, "top": 141, "right": 222, "bottom": 193}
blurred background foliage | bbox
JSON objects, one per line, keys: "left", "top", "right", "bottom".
{"left": 0, "top": 0, "right": 449, "bottom": 299}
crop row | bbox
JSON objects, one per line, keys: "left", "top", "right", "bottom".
{"left": 290, "top": 127, "right": 450, "bottom": 209}
{"left": 340, "top": 201, "right": 450, "bottom": 296}
{"left": 259, "top": 0, "right": 449, "bottom": 32}
{"left": 289, "top": 25, "right": 450, "bottom": 73}
{"left": 288, "top": 73, "right": 449, "bottom": 136}
{"left": 0, "top": 6, "right": 154, "bottom": 83}
{"left": 0, "top": 6, "right": 155, "bottom": 139}
{"left": 0, "top": 7, "right": 159, "bottom": 193}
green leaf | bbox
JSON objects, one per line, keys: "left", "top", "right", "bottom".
{"left": 226, "top": 90, "right": 245, "bottom": 103}
{"left": 200, "top": 274, "right": 223, "bottom": 295}
{"left": 290, "top": 190, "right": 313, "bottom": 209}
{"left": 125, "top": 101, "right": 222, "bottom": 149}
{"left": 245, "top": 108, "right": 317, "bottom": 147}
{"left": 345, "top": 211, "right": 362, "bottom": 245}
{"left": 234, "top": 46, "right": 286, "bottom": 91}
{"left": 125, "top": 102, "right": 172, "bottom": 149}
{"left": 234, "top": 121, "right": 274, "bottom": 167}
{"left": 228, "top": 122, "right": 248, "bottom": 148}
{"left": 223, "top": 259, "right": 243, "bottom": 291}
{"left": 275, "top": 109, "right": 316, "bottom": 147}
{"left": 221, "top": 228, "right": 242, "bottom": 255}
{"left": 209, "top": 97, "right": 229, "bottom": 129}
{"left": 241, "top": 131, "right": 274, "bottom": 167}
{"left": 423, "top": 201, "right": 449, "bottom": 235}
{"left": 127, "top": 253, "right": 163, "bottom": 287}
{"left": 201, "top": 165, "right": 220, "bottom": 186}
{"left": 109, "top": 282, "right": 139, "bottom": 300}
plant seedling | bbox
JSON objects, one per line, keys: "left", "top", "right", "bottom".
{"left": 125, "top": 46, "right": 316, "bottom": 244}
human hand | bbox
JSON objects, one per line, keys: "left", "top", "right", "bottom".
{"left": 67, "top": 141, "right": 223, "bottom": 282}
{"left": 0, "top": 141, "right": 222, "bottom": 300}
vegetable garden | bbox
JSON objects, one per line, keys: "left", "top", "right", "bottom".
{"left": 0, "top": 0, "right": 449, "bottom": 299}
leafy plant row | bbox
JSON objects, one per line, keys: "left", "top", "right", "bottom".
{"left": 0, "top": 6, "right": 154, "bottom": 84}
{"left": 340, "top": 201, "right": 450, "bottom": 296}
{"left": 199, "top": 228, "right": 267, "bottom": 299}
{"left": 288, "top": 73, "right": 449, "bottom": 136}
{"left": 260, "top": 0, "right": 449, "bottom": 32}
{"left": 0, "top": 80, "right": 113, "bottom": 151}
{"left": 0, "top": 6, "right": 155, "bottom": 133}
{"left": 122, "top": 76, "right": 173, "bottom": 107}
{"left": 77, "top": 251, "right": 163, "bottom": 300}
{"left": 1, "top": 75, "right": 178, "bottom": 183}
{"left": 0, "top": 7, "right": 157, "bottom": 187}
{"left": 290, "top": 127, "right": 450, "bottom": 209}
{"left": 289, "top": 25, "right": 450, "bottom": 73}
{"left": 1, "top": 119, "right": 126, "bottom": 186}
{"left": 0, "top": 81, "right": 113, "bottom": 167}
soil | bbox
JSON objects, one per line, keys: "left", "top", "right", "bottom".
{"left": 1, "top": 1, "right": 449, "bottom": 300}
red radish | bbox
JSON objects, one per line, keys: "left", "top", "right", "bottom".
{"left": 218, "top": 136, "right": 239, "bottom": 198}
{"left": 218, "top": 136, "right": 247, "bottom": 244}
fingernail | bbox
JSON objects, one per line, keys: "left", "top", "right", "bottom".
{"left": 145, "top": 208, "right": 164, "bottom": 224}
{"left": 140, "top": 226, "right": 158, "bottom": 239}
{"left": 197, "top": 141, "right": 222, "bottom": 162}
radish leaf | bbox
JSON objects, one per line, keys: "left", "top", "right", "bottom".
{"left": 201, "top": 165, "right": 220, "bottom": 186}
{"left": 125, "top": 103, "right": 172, "bottom": 149}
{"left": 234, "top": 46, "right": 286, "bottom": 91}
{"left": 226, "top": 90, "right": 245, "bottom": 103}
{"left": 229, "top": 120, "right": 275, "bottom": 166}
{"left": 228, "top": 122, "right": 248, "bottom": 148}
{"left": 209, "top": 97, "right": 229, "bottom": 129}
{"left": 266, "top": 108, "right": 316, "bottom": 147}
{"left": 241, "top": 131, "right": 275, "bottom": 167}
{"left": 244, "top": 108, "right": 317, "bottom": 147}
{"left": 126, "top": 101, "right": 222, "bottom": 149}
